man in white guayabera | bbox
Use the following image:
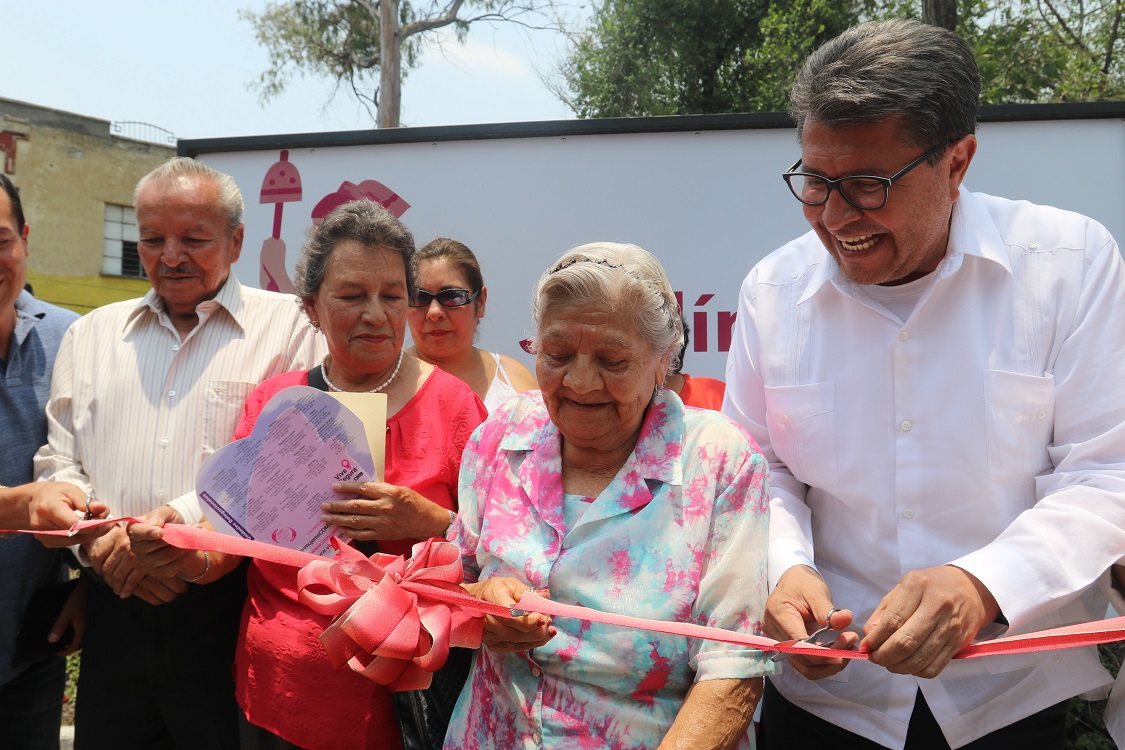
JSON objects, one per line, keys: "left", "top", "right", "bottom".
{"left": 724, "top": 18, "right": 1125, "bottom": 750}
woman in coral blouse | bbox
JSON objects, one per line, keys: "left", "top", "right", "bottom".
{"left": 131, "top": 200, "right": 485, "bottom": 750}
{"left": 236, "top": 201, "right": 486, "bottom": 750}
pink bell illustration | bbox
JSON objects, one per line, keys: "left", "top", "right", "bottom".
{"left": 259, "top": 150, "right": 303, "bottom": 293}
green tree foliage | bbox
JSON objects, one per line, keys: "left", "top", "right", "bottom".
{"left": 242, "top": 0, "right": 560, "bottom": 127}
{"left": 964, "top": 0, "right": 1125, "bottom": 102}
{"left": 740, "top": 0, "right": 876, "bottom": 112}
{"left": 561, "top": 0, "right": 866, "bottom": 117}
{"left": 561, "top": 0, "right": 1125, "bottom": 117}
{"left": 884, "top": 0, "right": 1125, "bottom": 102}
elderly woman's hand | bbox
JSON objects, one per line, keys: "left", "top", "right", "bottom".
{"left": 463, "top": 578, "right": 556, "bottom": 652}
{"left": 325, "top": 481, "right": 452, "bottom": 541}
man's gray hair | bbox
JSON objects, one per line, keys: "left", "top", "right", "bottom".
{"left": 789, "top": 18, "right": 981, "bottom": 155}
{"left": 134, "top": 156, "right": 244, "bottom": 231}
{"left": 531, "top": 242, "right": 685, "bottom": 374}
{"left": 295, "top": 199, "right": 416, "bottom": 299}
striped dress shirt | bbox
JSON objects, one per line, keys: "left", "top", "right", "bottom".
{"left": 34, "top": 275, "right": 325, "bottom": 523}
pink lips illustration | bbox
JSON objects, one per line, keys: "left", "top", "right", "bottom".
{"left": 312, "top": 180, "right": 411, "bottom": 224}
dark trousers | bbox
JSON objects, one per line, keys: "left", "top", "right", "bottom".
{"left": 239, "top": 713, "right": 309, "bottom": 750}
{"left": 758, "top": 678, "right": 1068, "bottom": 750}
{"left": 0, "top": 655, "right": 66, "bottom": 750}
{"left": 74, "top": 564, "right": 248, "bottom": 750}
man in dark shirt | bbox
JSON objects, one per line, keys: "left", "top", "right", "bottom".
{"left": 0, "top": 172, "right": 82, "bottom": 749}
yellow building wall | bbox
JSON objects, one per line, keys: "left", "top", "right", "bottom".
{"left": 25, "top": 271, "right": 151, "bottom": 315}
{"left": 2, "top": 98, "right": 174, "bottom": 314}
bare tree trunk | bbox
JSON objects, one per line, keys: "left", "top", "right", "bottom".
{"left": 923, "top": 0, "right": 958, "bottom": 30}
{"left": 378, "top": 0, "right": 402, "bottom": 128}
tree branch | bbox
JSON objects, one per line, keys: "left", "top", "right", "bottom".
{"left": 401, "top": 1, "right": 561, "bottom": 40}
{"left": 1102, "top": 2, "right": 1123, "bottom": 84}
{"left": 401, "top": 0, "right": 467, "bottom": 39}
{"left": 1037, "top": 0, "right": 1092, "bottom": 54}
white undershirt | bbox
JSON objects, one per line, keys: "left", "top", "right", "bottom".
{"left": 857, "top": 271, "right": 934, "bottom": 323}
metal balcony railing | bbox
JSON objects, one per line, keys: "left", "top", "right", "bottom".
{"left": 111, "top": 121, "right": 176, "bottom": 146}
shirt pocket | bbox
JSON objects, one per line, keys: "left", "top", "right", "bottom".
{"left": 983, "top": 370, "right": 1055, "bottom": 482}
{"left": 763, "top": 382, "right": 838, "bottom": 487}
{"left": 201, "top": 380, "right": 257, "bottom": 456}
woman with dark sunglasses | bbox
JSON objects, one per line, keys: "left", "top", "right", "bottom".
{"left": 407, "top": 238, "right": 537, "bottom": 411}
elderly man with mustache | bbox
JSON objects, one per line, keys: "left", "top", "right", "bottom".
{"left": 34, "top": 157, "right": 324, "bottom": 749}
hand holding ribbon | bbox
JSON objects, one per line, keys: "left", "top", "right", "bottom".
{"left": 0, "top": 481, "right": 109, "bottom": 548}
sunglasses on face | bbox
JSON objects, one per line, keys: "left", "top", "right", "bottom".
{"left": 409, "top": 288, "right": 481, "bottom": 308}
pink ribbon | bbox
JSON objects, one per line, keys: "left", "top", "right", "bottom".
{"left": 518, "top": 591, "right": 1125, "bottom": 661}
{"left": 14, "top": 518, "right": 1125, "bottom": 679}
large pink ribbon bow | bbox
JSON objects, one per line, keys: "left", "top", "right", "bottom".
{"left": 297, "top": 537, "right": 506, "bottom": 691}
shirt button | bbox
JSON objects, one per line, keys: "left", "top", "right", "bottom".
{"left": 899, "top": 331, "right": 910, "bottom": 342}
{"left": 172, "top": 344, "right": 180, "bottom": 351}
{"left": 532, "top": 733, "right": 542, "bottom": 745}
{"left": 900, "top": 420, "right": 912, "bottom": 432}
{"left": 1036, "top": 410, "right": 1047, "bottom": 419}
{"left": 1029, "top": 241, "right": 1038, "bottom": 249}
{"left": 903, "top": 509, "right": 914, "bottom": 519}
{"left": 531, "top": 666, "right": 542, "bottom": 678}
{"left": 168, "top": 389, "right": 176, "bottom": 397}
{"left": 160, "top": 438, "right": 169, "bottom": 448}
{"left": 156, "top": 490, "right": 167, "bottom": 500}
{"left": 791, "top": 272, "right": 799, "bottom": 279}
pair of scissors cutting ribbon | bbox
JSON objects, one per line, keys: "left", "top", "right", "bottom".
{"left": 67, "top": 493, "right": 96, "bottom": 537}
{"left": 771, "top": 608, "right": 850, "bottom": 662}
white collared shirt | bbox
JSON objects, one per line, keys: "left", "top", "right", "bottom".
{"left": 34, "top": 275, "right": 325, "bottom": 523}
{"left": 724, "top": 188, "right": 1125, "bottom": 749}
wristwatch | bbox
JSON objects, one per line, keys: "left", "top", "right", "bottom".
{"left": 442, "top": 509, "right": 457, "bottom": 539}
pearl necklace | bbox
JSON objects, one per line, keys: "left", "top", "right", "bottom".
{"left": 322, "top": 350, "right": 404, "bottom": 393}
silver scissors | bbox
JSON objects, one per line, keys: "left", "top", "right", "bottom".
{"left": 771, "top": 608, "right": 846, "bottom": 663}
{"left": 67, "top": 492, "right": 96, "bottom": 537}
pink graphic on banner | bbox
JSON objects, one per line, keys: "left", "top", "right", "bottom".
{"left": 312, "top": 180, "right": 411, "bottom": 224}
{"left": 258, "top": 150, "right": 302, "bottom": 293}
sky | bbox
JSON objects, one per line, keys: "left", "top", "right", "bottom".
{"left": 5, "top": 1, "right": 585, "bottom": 141}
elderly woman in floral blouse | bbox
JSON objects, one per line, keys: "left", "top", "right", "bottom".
{"left": 448, "top": 243, "right": 776, "bottom": 750}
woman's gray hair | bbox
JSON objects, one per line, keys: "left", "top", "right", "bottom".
{"left": 789, "top": 18, "right": 980, "bottom": 157}
{"left": 295, "top": 199, "right": 416, "bottom": 298}
{"left": 134, "top": 156, "right": 244, "bottom": 232}
{"left": 531, "top": 242, "right": 685, "bottom": 374}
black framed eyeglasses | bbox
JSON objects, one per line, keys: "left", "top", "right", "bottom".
{"left": 782, "top": 141, "right": 947, "bottom": 211}
{"left": 409, "top": 288, "right": 480, "bottom": 308}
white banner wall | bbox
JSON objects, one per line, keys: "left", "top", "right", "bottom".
{"left": 189, "top": 113, "right": 1125, "bottom": 380}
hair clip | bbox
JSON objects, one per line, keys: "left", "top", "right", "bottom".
{"left": 548, "top": 257, "right": 624, "bottom": 274}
